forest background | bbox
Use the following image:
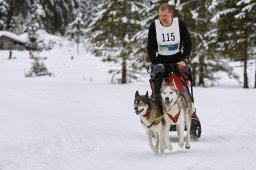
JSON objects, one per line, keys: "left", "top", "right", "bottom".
{"left": 0, "top": 0, "right": 255, "bottom": 87}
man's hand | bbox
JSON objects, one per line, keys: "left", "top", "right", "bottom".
{"left": 177, "top": 60, "right": 187, "bottom": 70}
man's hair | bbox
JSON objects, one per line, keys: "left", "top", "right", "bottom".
{"left": 159, "top": 3, "right": 174, "bottom": 12}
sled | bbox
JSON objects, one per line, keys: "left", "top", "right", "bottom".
{"left": 149, "top": 64, "right": 202, "bottom": 139}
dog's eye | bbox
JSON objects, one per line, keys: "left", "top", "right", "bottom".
{"left": 170, "top": 92, "right": 173, "bottom": 94}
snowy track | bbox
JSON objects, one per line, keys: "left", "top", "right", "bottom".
{"left": 1, "top": 49, "right": 256, "bottom": 170}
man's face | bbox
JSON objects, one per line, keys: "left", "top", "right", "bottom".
{"left": 159, "top": 9, "right": 173, "bottom": 27}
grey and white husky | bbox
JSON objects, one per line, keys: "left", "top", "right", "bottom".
{"left": 134, "top": 91, "right": 168, "bottom": 153}
{"left": 161, "top": 81, "right": 192, "bottom": 150}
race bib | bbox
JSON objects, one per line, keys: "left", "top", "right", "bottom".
{"left": 155, "top": 18, "right": 180, "bottom": 55}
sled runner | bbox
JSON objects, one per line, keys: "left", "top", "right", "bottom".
{"left": 149, "top": 64, "right": 202, "bottom": 139}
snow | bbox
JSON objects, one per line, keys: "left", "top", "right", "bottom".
{"left": 1, "top": 43, "right": 256, "bottom": 170}
{"left": 191, "top": 10, "right": 199, "bottom": 20}
{"left": 237, "top": 0, "right": 254, "bottom": 5}
{"left": 168, "top": 1, "right": 175, "bottom": 6}
{"left": 211, "top": 8, "right": 236, "bottom": 23}
{"left": 0, "top": 31, "right": 27, "bottom": 43}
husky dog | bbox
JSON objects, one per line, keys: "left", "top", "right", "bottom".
{"left": 134, "top": 91, "right": 166, "bottom": 153}
{"left": 161, "top": 81, "right": 192, "bottom": 150}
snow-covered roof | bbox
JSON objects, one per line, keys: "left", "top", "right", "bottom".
{"left": 0, "top": 31, "right": 27, "bottom": 44}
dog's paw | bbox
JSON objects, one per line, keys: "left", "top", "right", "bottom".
{"left": 152, "top": 148, "right": 159, "bottom": 154}
{"left": 150, "top": 146, "right": 159, "bottom": 154}
{"left": 164, "top": 140, "right": 173, "bottom": 151}
{"left": 160, "top": 147, "right": 165, "bottom": 154}
{"left": 179, "top": 141, "right": 184, "bottom": 148}
{"left": 185, "top": 144, "right": 191, "bottom": 149}
{"left": 167, "top": 144, "right": 173, "bottom": 151}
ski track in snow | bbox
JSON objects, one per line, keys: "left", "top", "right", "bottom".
{"left": 0, "top": 49, "right": 256, "bottom": 170}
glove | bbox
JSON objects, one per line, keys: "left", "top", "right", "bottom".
{"left": 181, "top": 65, "right": 191, "bottom": 74}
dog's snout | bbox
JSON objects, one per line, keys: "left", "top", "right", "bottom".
{"left": 165, "top": 97, "right": 169, "bottom": 101}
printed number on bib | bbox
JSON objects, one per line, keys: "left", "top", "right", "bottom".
{"left": 161, "top": 33, "right": 175, "bottom": 42}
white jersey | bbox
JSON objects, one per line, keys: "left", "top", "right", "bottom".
{"left": 155, "top": 18, "right": 180, "bottom": 55}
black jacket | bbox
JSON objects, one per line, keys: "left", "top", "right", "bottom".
{"left": 147, "top": 19, "right": 192, "bottom": 64}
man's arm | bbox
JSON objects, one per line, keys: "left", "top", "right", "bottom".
{"left": 147, "top": 22, "right": 158, "bottom": 64}
{"left": 179, "top": 20, "right": 192, "bottom": 60}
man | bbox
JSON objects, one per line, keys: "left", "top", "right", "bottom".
{"left": 147, "top": 3, "right": 192, "bottom": 112}
{"left": 147, "top": 2, "right": 191, "bottom": 94}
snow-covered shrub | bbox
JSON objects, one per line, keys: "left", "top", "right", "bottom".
{"left": 25, "top": 58, "right": 52, "bottom": 77}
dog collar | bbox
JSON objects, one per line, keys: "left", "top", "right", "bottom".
{"left": 140, "top": 120, "right": 155, "bottom": 129}
{"left": 141, "top": 105, "right": 162, "bottom": 129}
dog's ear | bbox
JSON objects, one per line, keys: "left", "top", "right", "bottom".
{"left": 170, "top": 80, "right": 179, "bottom": 93}
{"left": 135, "top": 91, "right": 139, "bottom": 97}
{"left": 162, "top": 80, "right": 167, "bottom": 87}
{"left": 146, "top": 91, "right": 148, "bottom": 97}
{"left": 171, "top": 80, "right": 177, "bottom": 88}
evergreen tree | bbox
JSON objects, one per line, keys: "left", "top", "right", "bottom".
{"left": 8, "top": 12, "right": 27, "bottom": 33}
{"left": 214, "top": 0, "right": 256, "bottom": 88}
{"left": 178, "top": 0, "right": 222, "bottom": 86}
{"left": 171, "top": 0, "right": 240, "bottom": 86}
{"left": 6, "top": 0, "right": 31, "bottom": 32}
{"left": 27, "top": 20, "right": 39, "bottom": 51}
{"left": 65, "top": 0, "right": 109, "bottom": 42}
{"left": 88, "top": 0, "right": 146, "bottom": 83}
{"left": 66, "top": 12, "right": 84, "bottom": 39}
{"left": 41, "top": 0, "right": 73, "bottom": 35}
{"left": 4, "top": 0, "right": 110, "bottom": 37}
{"left": 26, "top": 0, "right": 45, "bottom": 51}
{"left": 75, "top": 0, "right": 92, "bottom": 28}
{"left": 79, "top": 0, "right": 107, "bottom": 29}
{"left": 66, "top": 11, "right": 85, "bottom": 54}
{"left": 0, "top": 0, "right": 9, "bottom": 30}
{"left": 126, "top": 0, "right": 150, "bottom": 79}
{"left": 30, "top": 0, "right": 45, "bottom": 29}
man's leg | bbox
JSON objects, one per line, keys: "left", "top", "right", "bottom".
{"left": 150, "top": 64, "right": 164, "bottom": 96}
{"left": 151, "top": 64, "right": 165, "bottom": 115}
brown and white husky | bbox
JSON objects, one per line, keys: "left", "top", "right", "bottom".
{"left": 134, "top": 91, "right": 167, "bottom": 153}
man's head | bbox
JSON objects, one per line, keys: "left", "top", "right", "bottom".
{"left": 159, "top": 3, "right": 174, "bottom": 27}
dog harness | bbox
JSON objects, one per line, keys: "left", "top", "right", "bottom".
{"left": 141, "top": 105, "right": 164, "bottom": 129}
{"left": 141, "top": 120, "right": 155, "bottom": 129}
{"left": 163, "top": 94, "right": 183, "bottom": 123}
{"left": 167, "top": 109, "right": 181, "bottom": 123}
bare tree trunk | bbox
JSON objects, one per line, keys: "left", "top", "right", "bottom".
{"left": 191, "top": 63, "right": 196, "bottom": 86}
{"left": 121, "top": 57, "right": 127, "bottom": 84}
{"left": 243, "top": 47, "right": 249, "bottom": 88}
{"left": 243, "top": 59, "right": 248, "bottom": 88}
{"left": 198, "top": 55, "right": 205, "bottom": 87}
{"left": 121, "top": 0, "right": 127, "bottom": 84}
{"left": 243, "top": 61, "right": 248, "bottom": 88}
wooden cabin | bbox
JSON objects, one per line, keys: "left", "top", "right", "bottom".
{"left": 0, "top": 31, "right": 26, "bottom": 50}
